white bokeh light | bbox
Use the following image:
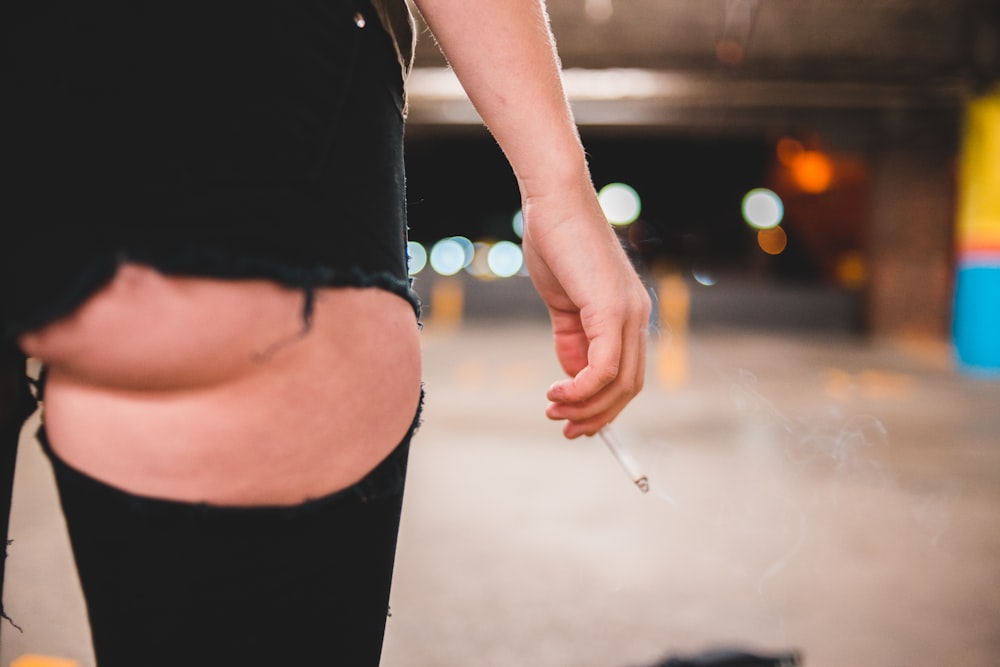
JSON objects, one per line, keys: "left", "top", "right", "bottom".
{"left": 451, "top": 235, "right": 475, "bottom": 268}
{"left": 742, "top": 188, "right": 784, "bottom": 230}
{"left": 692, "top": 270, "right": 717, "bottom": 287}
{"left": 406, "top": 241, "right": 427, "bottom": 275}
{"left": 512, "top": 210, "right": 525, "bottom": 239}
{"left": 487, "top": 241, "right": 524, "bottom": 278}
{"left": 598, "top": 182, "right": 642, "bottom": 226}
{"left": 429, "top": 238, "right": 467, "bottom": 276}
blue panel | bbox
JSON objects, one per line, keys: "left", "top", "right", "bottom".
{"left": 954, "top": 265, "right": 1000, "bottom": 373}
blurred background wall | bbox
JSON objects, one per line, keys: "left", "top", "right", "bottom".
{"left": 399, "top": 0, "right": 1000, "bottom": 367}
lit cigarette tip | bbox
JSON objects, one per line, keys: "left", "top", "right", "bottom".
{"left": 598, "top": 425, "right": 650, "bottom": 495}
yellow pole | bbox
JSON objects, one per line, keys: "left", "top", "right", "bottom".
{"left": 657, "top": 273, "right": 690, "bottom": 389}
{"left": 953, "top": 86, "right": 1000, "bottom": 372}
{"left": 428, "top": 277, "right": 464, "bottom": 331}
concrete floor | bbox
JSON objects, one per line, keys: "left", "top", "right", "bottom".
{"left": 2, "top": 319, "right": 999, "bottom": 666}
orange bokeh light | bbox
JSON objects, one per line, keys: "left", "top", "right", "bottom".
{"left": 790, "top": 150, "right": 834, "bottom": 193}
{"left": 776, "top": 137, "right": 804, "bottom": 166}
{"left": 836, "top": 251, "right": 868, "bottom": 290}
{"left": 757, "top": 226, "right": 788, "bottom": 255}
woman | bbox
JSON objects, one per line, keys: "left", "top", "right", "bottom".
{"left": 1, "top": 0, "right": 650, "bottom": 664}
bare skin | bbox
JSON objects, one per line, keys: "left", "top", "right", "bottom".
{"left": 18, "top": 0, "right": 650, "bottom": 507}
{"left": 19, "top": 263, "right": 422, "bottom": 505}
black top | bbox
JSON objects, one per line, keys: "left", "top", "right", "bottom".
{"left": 1, "top": 0, "right": 418, "bottom": 339}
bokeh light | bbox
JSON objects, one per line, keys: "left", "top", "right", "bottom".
{"left": 742, "top": 188, "right": 784, "bottom": 229}
{"left": 598, "top": 182, "right": 642, "bottom": 226}
{"left": 777, "top": 138, "right": 834, "bottom": 194}
{"left": 512, "top": 210, "right": 525, "bottom": 239}
{"left": 836, "top": 251, "right": 868, "bottom": 290}
{"left": 776, "top": 137, "right": 804, "bottom": 166}
{"left": 692, "top": 271, "right": 717, "bottom": 287}
{"left": 465, "top": 241, "right": 494, "bottom": 279}
{"left": 452, "top": 236, "right": 475, "bottom": 267}
{"left": 757, "top": 226, "right": 788, "bottom": 255}
{"left": 790, "top": 150, "right": 834, "bottom": 194}
{"left": 407, "top": 241, "right": 427, "bottom": 275}
{"left": 429, "top": 238, "right": 467, "bottom": 276}
{"left": 487, "top": 241, "right": 524, "bottom": 278}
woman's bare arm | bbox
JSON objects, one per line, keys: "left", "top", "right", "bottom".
{"left": 412, "top": 0, "right": 651, "bottom": 438}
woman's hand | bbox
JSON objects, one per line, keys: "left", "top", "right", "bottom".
{"left": 521, "top": 178, "right": 651, "bottom": 438}
{"left": 411, "top": 0, "right": 651, "bottom": 436}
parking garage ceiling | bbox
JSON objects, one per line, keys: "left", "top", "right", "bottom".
{"left": 406, "top": 0, "right": 1000, "bottom": 132}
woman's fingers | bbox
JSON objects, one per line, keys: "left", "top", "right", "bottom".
{"left": 546, "top": 310, "right": 648, "bottom": 438}
{"left": 547, "top": 330, "right": 622, "bottom": 404}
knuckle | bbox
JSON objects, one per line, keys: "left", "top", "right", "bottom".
{"left": 636, "top": 295, "right": 652, "bottom": 321}
{"left": 595, "top": 364, "right": 619, "bottom": 386}
{"left": 606, "top": 298, "right": 628, "bottom": 320}
{"left": 575, "top": 420, "right": 601, "bottom": 437}
{"left": 617, "top": 377, "right": 638, "bottom": 397}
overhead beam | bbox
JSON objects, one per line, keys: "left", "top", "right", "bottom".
{"left": 405, "top": 67, "right": 968, "bottom": 132}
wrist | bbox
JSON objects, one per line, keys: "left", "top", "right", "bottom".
{"left": 516, "top": 159, "right": 595, "bottom": 206}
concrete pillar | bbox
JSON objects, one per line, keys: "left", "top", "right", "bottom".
{"left": 865, "top": 110, "right": 960, "bottom": 340}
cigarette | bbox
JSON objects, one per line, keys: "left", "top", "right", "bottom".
{"left": 598, "top": 425, "right": 650, "bottom": 493}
